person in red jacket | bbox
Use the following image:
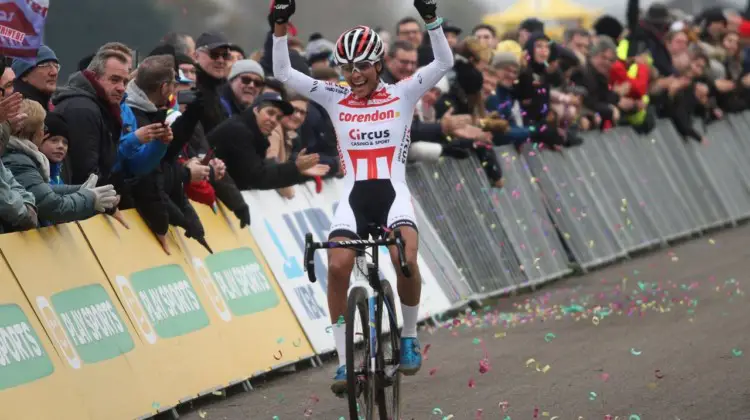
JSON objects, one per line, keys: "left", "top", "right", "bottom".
{"left": 609, "top": 40, "right": 655, "bottom": 132}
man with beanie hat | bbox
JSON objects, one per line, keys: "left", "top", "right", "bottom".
{"left": 12, "top": 45, "right": 59, "bottom": 111}
{"left": 220, "top": 59, "right": 265, "bottom": 117}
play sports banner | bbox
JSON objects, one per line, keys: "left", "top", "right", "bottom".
{"left": 243, "top": 178, "right": 452, "bottom": 354}
{"left": 77, "top": 211, "right": 239, "bottom": 403}
{"left": 0, "top": 250, "right": 90, "bottom": 420}
{"left": 0, "top": 224, "right": 157, "bottom": 419}
{"left": 176, "top": 201, "right": 315, "bottom": 375}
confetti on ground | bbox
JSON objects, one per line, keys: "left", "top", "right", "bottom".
{"left": 198, "top": 410, "right": 207, "bottom": 419}
{"left": 273, "top": 350, "right": 283, "bottom": 360}
{"left": 544, "top": 333, "right": 556, "bottom": 342}
{"left": 732, "top": 348, "right": 743, "bottom": 357}
{"left": 429, "top": 368, "right": 438, "bottom": 376}
{"left": 276, "top": 337, "right": 284, "bottom": 344}
{"left": 655, "top": 369, "right": 665, "bottom": 379}
{"left": 292, "top": 339, "right": 302, "bottom": 347}
{"left": 589, "top": 391, "right": 597, "bottom": 401}
{"left": 468, "top": 378, "right": 476, "bottom": 388}
{"left": 432, "top": 407, "right": 443, "bottom": 415}
{"left": 630, "top": 348, "right": 642, "bottom": 355}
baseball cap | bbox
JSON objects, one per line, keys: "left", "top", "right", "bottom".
{"left": 195, "top": 31, "right": 232, "bottom": 50}
{"left": 253, "top": 92, "right": 294, "bottom": 115}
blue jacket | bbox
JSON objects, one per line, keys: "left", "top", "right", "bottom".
{"left": 115, "top": 84, "right": 169, "bottom": 176}
{"left": 485, "top": 86, "right": 530, "bottom": 146}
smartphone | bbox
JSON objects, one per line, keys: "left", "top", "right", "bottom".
{"left": 201, "top": 148, "right": 215, "bottom": 165}
{"left": 154, "top": 109, "right": 168, "bottom": 125}
{"left": 177, "top": 89, "right": 198, "bottom": 105}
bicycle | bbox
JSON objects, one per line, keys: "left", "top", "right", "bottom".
{"left": 304, "top": 225, "right": 411, "bottom": 420}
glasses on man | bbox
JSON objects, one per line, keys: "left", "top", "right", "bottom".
{"left": 338, "top": 61, "right": 376, "bottom": 74}
{"left": 37, "top": 62, "right": 60, "bottom": 71}
{"left": 201, "top": 48, "right": 231, "bottom": 61}
{"left": 239, "top": 76, "right": 265, "bottom": 87}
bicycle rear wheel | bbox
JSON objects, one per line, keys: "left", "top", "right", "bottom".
{"left": 347, "top": 286, "right": 373, "bottom": 420}
{"left": 375, "top": 279, "right": 401, "bottom": 420}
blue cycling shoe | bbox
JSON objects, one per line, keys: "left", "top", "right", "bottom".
{"left": 330, "top": 365, "right": 347, "bottom": 396}
{"left": 399, "top": 337, "right": 423, "bottom": 375}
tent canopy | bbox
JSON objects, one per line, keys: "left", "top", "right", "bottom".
{"left": 484, "top": 0, "right": 600, "bottom": 26}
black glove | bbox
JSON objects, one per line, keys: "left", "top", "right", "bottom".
{"left": 441, "top": 145, "right": 471, "bottom": 159}
{"left": 272, "top": 0, "right": 296, "bottom": 24}
{"left": 414, "top": 0, "right": 437, "bottom": 21}
{"left": 234, "top": 205, "right": 251, "bottom": 228}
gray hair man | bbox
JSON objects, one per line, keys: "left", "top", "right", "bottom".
{"left": 222, "top": 59, "right": 265, "bottom": 116}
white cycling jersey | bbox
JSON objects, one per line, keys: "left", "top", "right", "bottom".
{"left": 273, "top": 25, "right": 453, "bottom": 239}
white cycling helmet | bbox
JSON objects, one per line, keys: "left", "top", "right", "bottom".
{"left": 333, "top": 25, "right": 385, "bottom": 65}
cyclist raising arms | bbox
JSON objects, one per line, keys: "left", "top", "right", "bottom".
{"left": 272, "top": 0, "right": 453, "bottom": 394}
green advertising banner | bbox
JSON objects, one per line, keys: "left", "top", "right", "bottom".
{"left": 129, "top": 264, "right": 210, "bottom": 338}
{"left": 50, "top": 284, "right": 135, "bottom": 365}
{"left": 205, "top": 248, "right": 280, "bottom": 317}
{"left": 0, "top": 304, "right": 54, "bottom": 390}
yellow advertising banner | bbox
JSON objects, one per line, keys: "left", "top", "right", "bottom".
{"left": 0, "top": 224, "right": 155, "bottom": 420}
{"left": 78, "top": 211, "right": 238, "bottom": 398}
{"left": 179, "top": 202, "right": 315, "bottom": 377}
{"left": 0, "top": 252, "right": 89, "bottom": 420}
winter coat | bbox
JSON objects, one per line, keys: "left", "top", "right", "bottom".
{"left": 117, "top": 83, "right": 169, "bottom": 176}
{"left": 2, "top": 135, "right": 96, "bottom": 225}
{"left": 52, "top": 71, "right": 123, "bottom": 186}
{"left": 208, "top": 108, "right": 306, "bottom": 190}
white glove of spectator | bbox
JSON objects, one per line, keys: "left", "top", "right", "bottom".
{"left": 87, "top": 184, "right": 118, "bottom": 212}
{"left": 81, "top": 173, "right": 98, "bottom": 189}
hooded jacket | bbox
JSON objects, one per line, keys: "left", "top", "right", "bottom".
{"left": 14, "top": 78, "right": 52, "bottom": 111}
{"left": 208, "top": 107, "right": 306, "bottom": 190}
{"left": 0, "top": 123, "right": 36, "bottom": 232}
{"left": 2, "top": 135, "right": 96, "bottom": 225}
{"left": 124, "top": 85, "right": 205, "bottom": 240}
{"left": 117, "top": 82, "right": 169, "bottom": 176}
{"left": 516, "top": 33, "right": 553, "bottom": 126}
{"left": 52, "top": 71, "right": 123, "bottom": 185}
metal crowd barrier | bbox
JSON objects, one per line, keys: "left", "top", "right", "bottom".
{"left": 405, "top": 112, "right": 750, "bottom": 298}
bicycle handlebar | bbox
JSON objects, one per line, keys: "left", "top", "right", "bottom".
{"left": 303, "top": 230, "right": 411, "bottom": 283}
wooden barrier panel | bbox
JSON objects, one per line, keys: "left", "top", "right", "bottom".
{"left": 179, "top": 202, "right": 315, "bottom": 377}
{"left": 0, "top": 251, "right": 90, "bottom": 420}
{"left": 0, "top": 224, "right": 155, "bottom": 419}
{"left": 78, "top": 211, "right": 238, "bottom": 403}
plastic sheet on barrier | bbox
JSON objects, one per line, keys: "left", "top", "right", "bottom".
{"left": 243, "top": 181, "right": 453, "bottom": 353}
{"left": 178, "top": 202, "right": 316, "bottom": 374}
{"left": 412, "top": 199, "right": 474, "bottom": 303}
{"left": 407, "top": 157, "right": 525, "bottom": 295}
{"left": 0, "top": 253, "right": 90, "bottom": 420}
{"left": 0, "top": 224, "right": 156, "bottom": 419}
{"left": 493, "top": 146, "right": 572, "bottom": 284}
{"left": 521, "top": 143, "right": 626, "bottom": 269}
{"left": 78, "top": 212, "right": 238, "bottom": 406}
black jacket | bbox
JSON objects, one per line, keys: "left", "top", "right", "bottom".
{"left": 300, "top": 101, "right": 339, "bottom": 174}
{"left": 195, "top": 65, "right": 228, "bottom": 135}
{"left": 182, "top": 122, "right": 249, "bottom": 224}
{"left": 208, "top": 109, "right": 306, "bottom": 190}
{"left": 14, "top": 78, "right": 51, "bottom": 111}
{"left": 51, "top": 71, "right": 122, "bottom": 186}
{"left": 570, "top": 63, "right": 620, "bottom": 122}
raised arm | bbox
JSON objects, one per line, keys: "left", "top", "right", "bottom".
{"left": 271, "top": 2, "right": 337, "bottom": 107}
{"left": 398, "top": 1, "right": 454, "bottom": 102}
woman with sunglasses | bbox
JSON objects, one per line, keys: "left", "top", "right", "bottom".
{"left": 272, "top": 0, "right": 452, "bottom": 395}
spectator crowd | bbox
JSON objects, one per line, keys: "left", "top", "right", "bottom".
{"left": 0, "top": 0, "right": 749, "bottom": 252}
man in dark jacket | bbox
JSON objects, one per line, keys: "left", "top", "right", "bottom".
{"left": 122, "top": 54, "right": 208, "bottom": 253}
{"left": 571, "top": 37, "right": 624, "bottom": 128}
{"left": 193, "top": 31, "right": 232, "bottom": 134}
{"left": 208, "top": 92, "right": 329, "bottom": 190}
{"left": 52, "top": 50, "right": 129, "bottom": 186}
{"left": 11, "top": 45, "right": 59, "bottom": 111}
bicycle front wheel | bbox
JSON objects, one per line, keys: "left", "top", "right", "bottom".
{"left": 375, "top": 279, "right": 400, "bottom": 420}
{"left": 347, "top": 286, "right": 373, "bottom": 420}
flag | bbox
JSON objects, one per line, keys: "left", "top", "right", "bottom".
{"left": 0, "top": 0, "right": 47, "bottom": 59}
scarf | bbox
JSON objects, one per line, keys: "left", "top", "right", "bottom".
{"left": 82, "top": 70, "right": 123, "bottom": 128}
